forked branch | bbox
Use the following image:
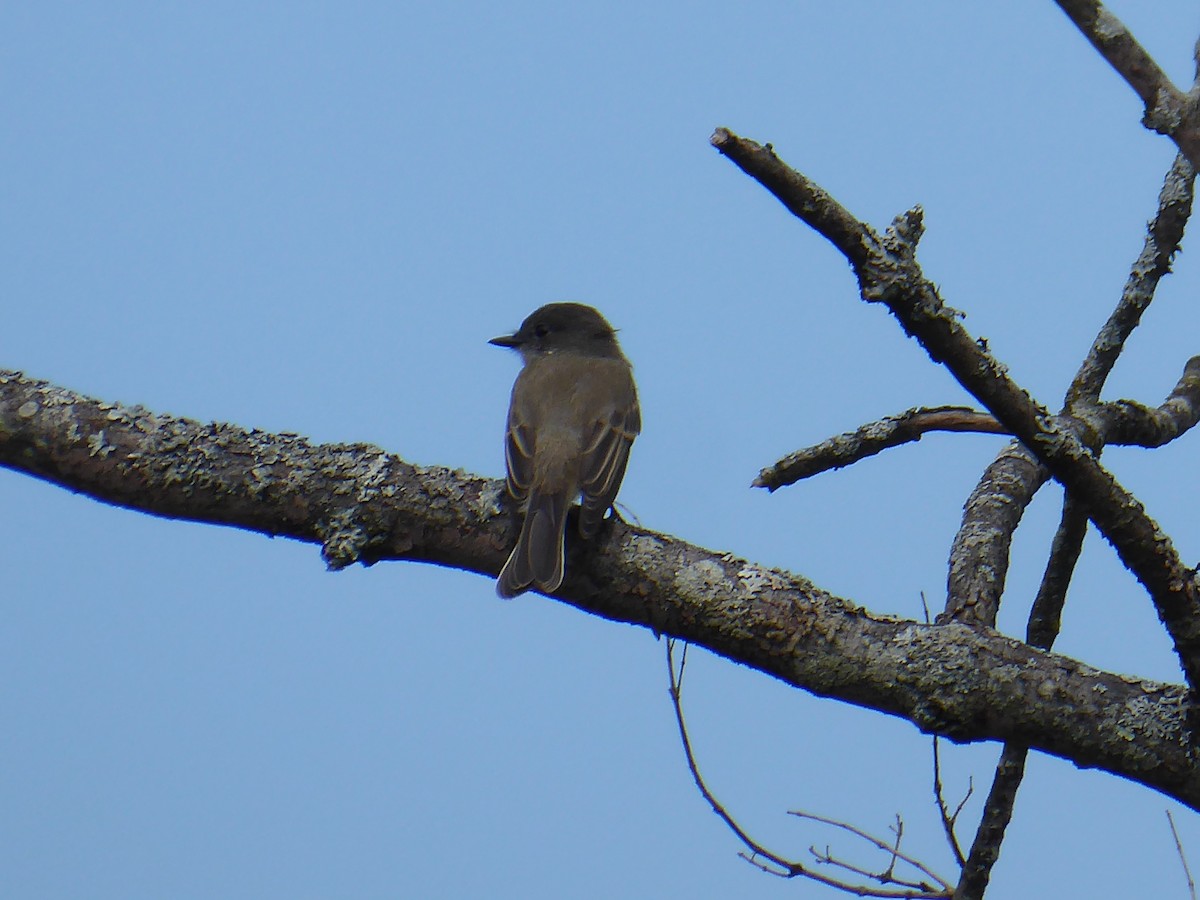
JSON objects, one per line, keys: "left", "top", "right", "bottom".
{"left": 711, "top": 126, "right": 1200, "bottom": 692}
{"left": 666, "top": 640, "right": 953, "bottom": 898}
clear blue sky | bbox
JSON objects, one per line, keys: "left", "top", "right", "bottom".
{"left": 3, "top": 3, "right": 1199, "bottom": 897}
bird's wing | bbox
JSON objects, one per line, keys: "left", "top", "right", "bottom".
{"left": 503, "top": 413, "right": 535, "bottom": 501}
{"left": 577, "top": 394, "right": 640, "bottom": 538}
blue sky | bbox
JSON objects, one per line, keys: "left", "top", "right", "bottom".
{"left": 4, "top": 3, "right": 1200, "bottom": 897}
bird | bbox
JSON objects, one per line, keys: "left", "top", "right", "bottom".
{"left": 489, "top": 302, "right": 640, "bottom": 598}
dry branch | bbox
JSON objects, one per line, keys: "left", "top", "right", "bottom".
{"left": 2, "top": 369, "right": 1199, "bottom": 808}
{"left": 945, "top": 149, "right": 1195, "bottom": 626}
{"left": 1067, "top": 152, "right": 1196, "bottom": 406}
{"left": 667, "top": 640, "right": 952, "bottom": 897}
{"left": 754, "top": 407, "right": 1004, "bottom": 491}
{"left": 1053, "top": 2, "right": 1200, "bottom": 166}
{"left": 932, "top": 738, "right": 970, "bottom": 869}
{"left": 710, "top": 127, "right": 1200, "bottom": 693}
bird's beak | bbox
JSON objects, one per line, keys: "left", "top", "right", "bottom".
{"left": 489, "top": 333, "right": 521, "bottom": 348}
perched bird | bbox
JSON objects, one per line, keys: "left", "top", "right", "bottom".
{"left": 490, "top": 303, "right": 641, "bottom": 598}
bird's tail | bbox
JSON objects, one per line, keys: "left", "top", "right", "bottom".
{"left": 497, "top": 489, "right": 569, "bottom": 598}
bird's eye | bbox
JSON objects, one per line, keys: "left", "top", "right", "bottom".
{"left": 534, "top": 323, "right": 550, "bottom": 338}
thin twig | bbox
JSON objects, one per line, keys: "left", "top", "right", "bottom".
{"left": 808, "top": 838, "right": 939, "bottom": 893}
{"left": 737, "top": 851, "right": 793, "bottom": 878}
{"left": 789, "top": 810, "right": 953, "bottom": 891}
{"left": 665, "top": 640, "right": 952, "bottom": 898}
{"left": 1167, "top": 809, "right": 1197, "bottom": 900}
{"left": 665, "top": 639, "right": 802, "bottom": 876}
{"left": 885, "top": 816, "right": 905, "bottom": 881}
{"left": 932, "top": 738, "right": 968, "bottom": 868}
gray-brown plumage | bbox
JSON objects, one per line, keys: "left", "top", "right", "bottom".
{"left": 489, "top": 303, "right": 640, "bottom": 598}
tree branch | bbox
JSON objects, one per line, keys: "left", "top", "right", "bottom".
{"left": 1052, "top": 2, "right": 1200, "bottom": 167}
{"left": 943, "top": 443, "right": 1049, "bottom": 626}
{"left": 1067, "top": 153, "right": 1196, "bottom": 405}
{"left": 944, "top": 146, "right": 1194, "bottom": 627}
{"left": 2, "top": 369, "right": 1199, "bottom": 808}
{"left": 752, "top": 358, "right": 1200, "bottom": 493}
{"left": 710, "top": 127, "right": 1200, "bottom": 692}
{"left": 953, "top": 495, "right": 1090, "bottom": 899}
{"left": 753, "top": 406, "right": 1005, "bottom": 491}
{"left": 1099, "top": 357, "right": 1200, "bottom": 447}
{"left": 940, "top": 148, "right": 1193, "bottom": 627}
{"left": 754, "top": 355, "right": 1199, "bottom": 626}
{"left": 668, "top": 640, "right": 952, "bottom": 896}
{"left": 951, "top": 141, "right": 1196, "bottom": 882}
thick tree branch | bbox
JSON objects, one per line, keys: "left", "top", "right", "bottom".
{"left": 711, "top": 127, "right": 1200, "bottom": 691}
{"left": 2, "top": 369, "right": 1199, "bottom": 808}
{"left": 943, "top": 444, "right": 1049, "bottom": 627}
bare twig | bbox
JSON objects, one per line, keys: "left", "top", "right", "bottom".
{"left": 886, "top": 816, "right": 905, "bottom": 881}
{"left": 789, "top": 810, "right": 952, "bottom": 892}
{"left": 754, "top": 406, "right": 1005, "bottom": 491}
{"left": 1167, "top": 809, "right": 1198, "bottom": 900}
{"left": 665, "top": 640, "right": 952, "bottom": 897}
{"left": 809, "top": 841, "right": 940, "bottom": 893}
{"left": 665, "top": 640, "right": 803, "bottom": 876}
{"left": 932, "top": 738, "right": 969, "bottom": 868}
